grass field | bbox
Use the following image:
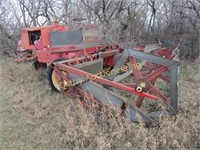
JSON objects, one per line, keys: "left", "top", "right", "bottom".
{"left": 0, "top": 56, "right": 199, "bottom": 149}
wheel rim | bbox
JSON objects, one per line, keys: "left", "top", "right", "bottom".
{"left": 51, "top": 70, "right": 68, "bottom": 91}
{"left": 51, "top": 70, "right": 61, "bottom": 91}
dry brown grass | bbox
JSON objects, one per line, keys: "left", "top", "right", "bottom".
{"left": 0, "top": 56, "right": 199, "bottom": 150}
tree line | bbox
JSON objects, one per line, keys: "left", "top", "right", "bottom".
{"left": 0, "top": 0, "right": 199, "bottom": 60}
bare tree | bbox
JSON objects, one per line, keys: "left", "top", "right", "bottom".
{"left": 168, "top": 0, "right": 200, "bottom": 59}
{"left": 147, "top": 0, "right": 156, "bottom": 33}
{"left": 0, "top": 0, "right": 199, "bottom": 59}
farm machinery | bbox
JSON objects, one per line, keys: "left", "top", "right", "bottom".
{"left": 15, "top": 19, "right": 103, "bottom": 68}
{"left": 15, "top": 19, "right": 180, "bottom": 124}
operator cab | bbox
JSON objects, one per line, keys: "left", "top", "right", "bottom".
{"left": 28, "top": 30, "right": 41, "bottom": 45}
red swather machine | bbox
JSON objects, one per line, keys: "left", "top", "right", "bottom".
{"left": 16, "top": 19, "right": 179, "bottom": 124}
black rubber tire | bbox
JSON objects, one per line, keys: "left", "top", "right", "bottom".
{"left": 33, "top": 59, "right": 47, "bottom": 70}
{"left": 47, "top": 58, "right": 67, "bottom": 92}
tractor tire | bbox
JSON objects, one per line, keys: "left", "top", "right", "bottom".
{"left": 33, "top": 59, "right": 47, "bottom": 70}
{"left": 47, "top": 58, "right": 67, "bottom": 92}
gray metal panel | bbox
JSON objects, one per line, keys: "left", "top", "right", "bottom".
{"left": 75, "top": 59, "right": 103, "bottom": 74}
{"left": 126, "top": 105, "right": 153, "bottom": 123}
{"left": 127, "top": 49, "right": 176, "bottom": 67}
{"left": 69, "top": 74, "right": 124, "bottom": 107}
{"left": 144, "top": 44, "right": 161, "bottom": 52}
{"left": 168, "top": 63, "right": 179, "bottom": 113}
{"left": 68, "top": 74, "right": 153, "bottom": 123}
{"left": 108, "top": 50, "right": 129, "bottom": 80}
{"left": 78, "top": 42, "right": 98, "bottom": 49}
{"left": 113, "top": 53, "right": 122, "bottom": 66}
{"left": 113, "top": 70, "right": 133, "bottom": 82}
{"left": 50, "top": 30, "right": 83, "bottom": 46}
{"left": 82, "top": 29, "right": 99, "bottom": 39}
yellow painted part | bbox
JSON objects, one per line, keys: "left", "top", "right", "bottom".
{"left": 51, "top": 70, "right": 68, "bottom": 91}
{"left": 140, "top": 82, "right": 146, "bottom": 88}
{"left": 87, "top": 38, "right": 94, "bottom": 43}
{"left": 52, "top": 70, "right": 61, "bottom": 91}
{"left": 136, "top": 86, "right": 143, "bottom": 93}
